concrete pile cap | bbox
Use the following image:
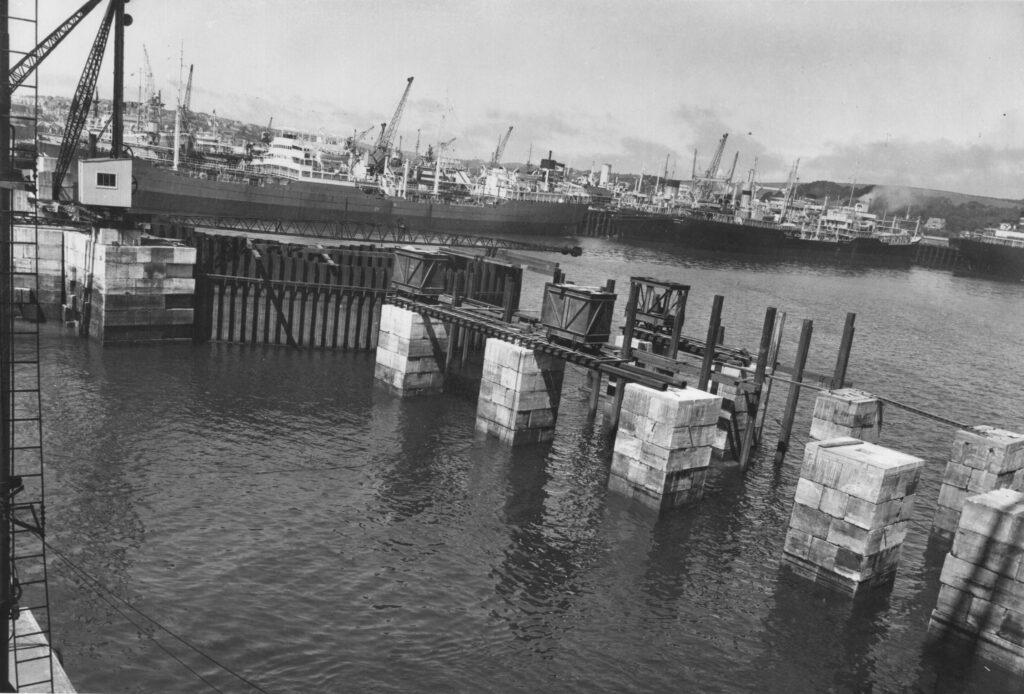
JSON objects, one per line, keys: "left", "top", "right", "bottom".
{"left": 952, "top": 426, "right": 1024, "bottom": 471}
{"left": 828, "top": 388, "right": 877, "bottom": 403}
{"left": 958, "top": 488, "right": 1024, "bottom": 548}
{"left": 802, "top": 438, "right": 923, "bottom": 504}
{"left": 621, "top": 383, "right": 722, "bottom": 428}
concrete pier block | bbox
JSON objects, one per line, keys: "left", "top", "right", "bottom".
{"left": 810, "top": 389, "right": 882, "bottom": 443}
{"left": 608, "top": 383, "right": 722, "bottom": 511}
{"left": 374, "top": 304, "right": 448, "bottom": 397}
{"left": 475, "top": 338, "right": 565, "bottom": 446}
{"left": 933, "top": 426, "right": 1024, "bottom": 540}
{"left": 929, "top": 488, "right": 1024, "bottom": 674}
{"left": 783, "top": 437, "right": 923, "bottom": 596}
{"left": 711, "top": 362, "right": 752, "bottom": 459}
{"left": 61, "top": 230, "right": 198, "bottom": 341}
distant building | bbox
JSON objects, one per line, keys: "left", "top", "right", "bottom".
{"left": 924, "top": 217, "right": 946, "bottom": 232}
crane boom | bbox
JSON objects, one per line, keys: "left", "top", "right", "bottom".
{"left": 8, "top": 0, "right": 104, "bottom": 92}
{"left": 382, "top": 76, "right": 413, "bottom": 149}
{"left": 369, "top": 76, "right": 414, "bottom": 174}
{"left": 182, "top": 64, "right": 193, "bottom": 112}
{"left": 692, "top": 133, "right": 729, "bottom": 202}
{"left": 52, "top": 0, "right": 116, "bottom": 201}
{"left": 725, "top": 151, "right": 739, "bottom": 184}
{"left": 491, "top": 125, "right": 513, "bottom": 167}
{"left": 704, "top": 133, "right": 728, "bottom": 180}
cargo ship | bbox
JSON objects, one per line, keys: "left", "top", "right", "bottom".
{"left": 44, "top": 132, "right": 591, "bottom": 237}
{"left": 951, "top": 221, "right": 1024, "bottom": 281}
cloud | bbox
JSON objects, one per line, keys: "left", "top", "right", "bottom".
{"left": 804, "top": 139, "right": 1024, "bottom": 200}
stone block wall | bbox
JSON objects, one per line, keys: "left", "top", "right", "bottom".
{"left": 475, "top": 338, "right": 564, "bottom": 446}
{"left": 374, "top": 304, "right": 447, "bottom": 397}
{"left": 933, "top": 427, "right": 1024, "bottom": 539}
{"left": 929, "top": 488, "right": 1024, "bottom": 674}
{"left": 783, "top": 437, "right": 923, "bottom": 595}
{"left": 64, "top": 231, "right": 196, "bottom": 341}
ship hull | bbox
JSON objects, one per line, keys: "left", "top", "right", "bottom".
{"left": 950, "top": 237, "right": 1024, "bottom": 281}
{"left": 612, "top": 211, "right": 916, "bottom": 262}
{"left": 129, "top": 159, "right": 587, "bottom": 236}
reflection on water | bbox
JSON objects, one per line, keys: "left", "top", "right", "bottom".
{"left": 40, "top": 238, "right": 1024, "bottom": 692}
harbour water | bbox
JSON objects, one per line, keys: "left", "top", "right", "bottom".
{"left": 41, "top": 237, "right": 1024, "bottom": 692}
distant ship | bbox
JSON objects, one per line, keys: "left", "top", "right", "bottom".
{"left": 951, "top": 220, "right": 1024, "bottom": 281}
{"left": 609, "top": 200, "right": 920, "bottom": 262}
{"left": 600, "top": 136, "right": 920, "bottom": 262}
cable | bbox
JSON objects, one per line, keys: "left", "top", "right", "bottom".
{"left": 42, "top": 541, "right": 272, "bottom": 694}
{"left": 78, "top": 580, "right": 226, "bottom": 694}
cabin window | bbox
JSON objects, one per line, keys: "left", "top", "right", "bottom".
{"left": 96, "top": 172, "right": 117, "bottom": 188}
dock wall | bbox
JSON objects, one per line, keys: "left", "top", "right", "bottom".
{"left": 64, "top": 230, "right": 196, "bottom": 342}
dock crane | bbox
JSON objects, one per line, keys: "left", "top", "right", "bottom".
{"left": 692, "top": 132, "right": 728, "bottom": 203}
{"left": 345, "top": 123, "right": 375, "bottom": 153}
{"left": 724, "top": 151, "right": 739, "bottom": 185}
{"left": 52, "top": 0, "right": 120, "bottom": 201}
{"left": 490, "top": 126, "right": 513, "bottom": 167}
{"left": 8, "top": 0, "right": 105, "bottom": 92}
{"left": 368, "top": 75, "right": 414, "bottom": 175}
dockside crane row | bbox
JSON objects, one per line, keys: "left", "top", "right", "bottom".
{"left": 368, "top": 76, "right": 414, "bottom": 175}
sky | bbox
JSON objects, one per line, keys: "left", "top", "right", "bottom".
{"left": 19, "top": 0, "right": 1024, "bottom": 199}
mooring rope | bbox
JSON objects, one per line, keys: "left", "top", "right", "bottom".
{"left": 42, "top": 541, "right": 273, "bottom": 694}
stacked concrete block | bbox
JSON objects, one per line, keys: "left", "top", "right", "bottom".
{"left": 929, "top": 488, "right": 1024, "bottom": 673}
{"left": 608, "top": 383, "right": 722, "bottom": 511}
{"left": 933, "top": 427, "right": 1024, "bottom": 540}
{"left": 810, "top": 389, "right": 882, "bottom": 443}
{"left": 783, "top": 437, "right": 923, "bottom": 595}
{"left": 475, "top": 338, "right": 565, "bottom": 446}
{"left": 374, "top": 304, "right": 448, "bottom": 397}
{"left": 712, "top": 363, "right": 751, "bottom": 460}
{"left": 64, "top": 230, "right": 196, "bottom": 341}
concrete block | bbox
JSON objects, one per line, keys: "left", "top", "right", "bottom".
{"left": 613, "top": 429, "right": 713, "bottom": 473}
{"left": 794, "top": 478, "right": 824, "bottom": 509}
{"left": 803, "top": 438, "right": 922, "bottom": 504}
{"left": 789, "top": 501, "right": 833, "bottom": 539}
{"left": 844, "top": 496, "right": 909, "bottom": 530}
{"left": 810, "top": 389, "right": 882, "bottom": 443}
{"left": 784, "top": 527, "right": 814, "bottom": 560}
{"left": 951, "top": 426, "right": 1024, "bottom": 475}
{"left": 819, "top": 487, "right": 851, "bottom": 518}
{"left": 958, "top": 489, "right": 1024, "bottom": 549}
{"left": 951, "top": 528, "right": 1024, "bottom": 579}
